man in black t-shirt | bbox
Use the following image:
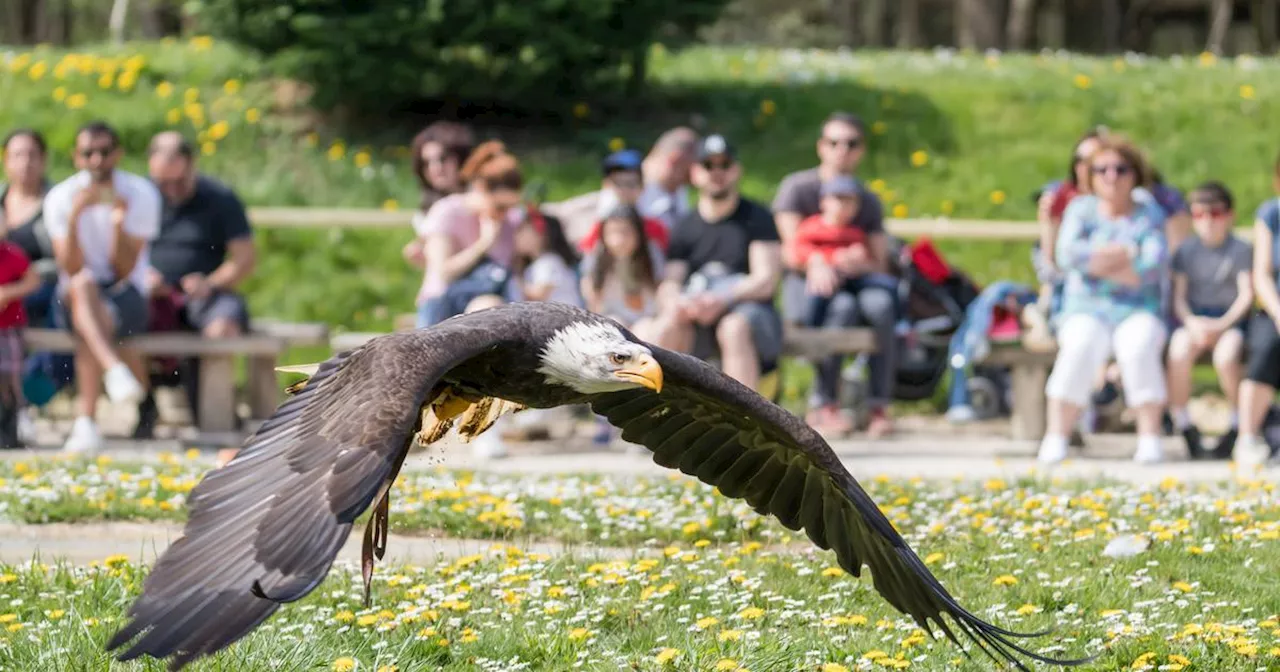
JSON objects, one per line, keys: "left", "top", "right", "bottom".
{"left": 644, "top": 135, "right": 783, "bottom": 391}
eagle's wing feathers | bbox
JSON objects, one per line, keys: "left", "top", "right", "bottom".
{"left": 591, "top": 347, "right": 1093, "bottom": 671}
{"left": 107, "top": 320, "right": 508, "bottom": 671}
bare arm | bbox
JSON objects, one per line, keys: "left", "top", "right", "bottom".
{"left": 656, "top": 260, "right": 689, "bottom": 310}
{"left": 1164, "top": 211, "right": 1192, "bottom": 254}
{"left": 52, "top": 197, "right": 88, "bottom": 277}
{"left": 0, "top": 267, "right": 42, "bottom": 307}
{"left": 1171, "top": 272, "right": 1193, "bottom": 323}
{"left": 581, "top": 275, "right": 602, "bottom": 314}
{"left": 774, "top": 211, "right": 802, "bottom": 271}
{"left": 1213, "top": 270, "right": 1255, "bottom": 330}
{"left": 424, "top": 230, "right": 494, "bottom": 285}
{"left": 208, "top": 237, "right": 256, "bottom": 291}
{"left": 865, "top": 231, "right": 890, "bottom": 274}
{"left": 1253, "top": 219, "right": 1280, "bottom": 321}
{"left": 727, "top": 241, "right": 783, "bottom": 304}
{"left": 108, "top": 212, "right": 146, "bottom": 282}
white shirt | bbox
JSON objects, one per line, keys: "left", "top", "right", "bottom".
{"left": 512, "top": 254, "right": 582, "bottom": 307}
{"left": 43, "top": 169, "right": 162, "bottom": 295}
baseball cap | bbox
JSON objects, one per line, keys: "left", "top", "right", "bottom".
{"left": 601, "top": 149, "right": 643, "bottom": 175}
{"left": 697, "top": 134, "right": 736, "bottom": 162}
{"left": 820, "top": 175, "right": 861, "bottom": 198}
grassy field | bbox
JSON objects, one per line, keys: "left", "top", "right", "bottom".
{"left": 0, "top": 455, "right": 1278, "bottom": 670}
{"left": 3, "top": 39, "right": 1276, "bottom": 406}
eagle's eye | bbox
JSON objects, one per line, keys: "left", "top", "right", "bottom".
{"left": 609, "top": 352, "right": 630, "bottom": 365}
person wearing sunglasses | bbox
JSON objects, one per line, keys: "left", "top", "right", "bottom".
{"left": 1236, "top": 150, "right": 1280, "bottom": 471}
{"left": 1164, "top": 182, "right": 1254, "bottom": 460}
{"left": 42, "top": 121, "right": 162, "bottom": 454}
{"left": 1038, "top": 135, "right": 1171, "bottom": 466}
{"left": 648, "top": 134, "right": 783, "bottom": 393}
{"left": 403, "top": 121, "right": 475, "bottom": 270}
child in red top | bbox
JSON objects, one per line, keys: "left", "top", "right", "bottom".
{"left": 790, "top": 182, "right": 867, "bottom": 271}
{"left": 0, "top": 239, "right": 39, "bottom": 448}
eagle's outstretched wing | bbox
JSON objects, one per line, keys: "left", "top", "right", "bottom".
{"left": 590, "top": 346, "right": 1094, "bottom": 671}
{"left": 106, "top": 317, "right": 511, "bottom": 671}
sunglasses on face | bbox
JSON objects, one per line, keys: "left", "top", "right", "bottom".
{"left": 701, "top": 160, "right": 734, "bottom": 172}
{"left": 1090, "top": 163, "right": 1131, "bottom": 177}
{"left": 1190, "top": 203, "right": 1229, "bottom": 218}
{"left": 823, "top": 137, "right": 862, "bottom": 151}
{"left": 79, "top": 146, "right": 114, "bottom": 159}
{"left": 610, "top": 175, "right": 642, "bottom": 189}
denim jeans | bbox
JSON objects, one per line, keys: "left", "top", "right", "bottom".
{"left": 416, "top": 260, "right": 511, "bottom": 329}
{"left": 945, "top": 280, "right": 1037, "bottom": 417}
{"left": 803, "top": 273, "right": 901, "bottom": 408}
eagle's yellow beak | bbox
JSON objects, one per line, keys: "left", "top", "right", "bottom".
{"left": 615, "top": 354, "right": 663, "bottom": 393}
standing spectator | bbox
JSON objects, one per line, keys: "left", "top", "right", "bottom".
{"left": 648, "top": 135, "right": 783, "bottom": 392}
{"left": 136, "top": 132, "right": 257, "bottom": 454}
{"left": 1235, "top": 151, "right": 1280, "bottom": 470}
{"left": 0, "top": 236, "right": 40, "bottom": 448}
{"left": 415, "top": 140, "right": 524, "bottom": 330}
{"left": 793, "top": 176, "right": 898, "bottom": 437}
{"left": 1165, "top": 182, "right": 1253, "bottom": 459}
{"left": 1038, "top": 135, "right": 1170, "bottom": 465}
{"left": 574, "top": 150, "right": 670, "bottom": 263}
{"left": 43, "top": 121, "right": 161, "bottom": 453}
{"left": 403, "top": 121, "right": 475, "bottom": 269}
{"left": 773, "top": 112, "right": 886, "bottom": 327}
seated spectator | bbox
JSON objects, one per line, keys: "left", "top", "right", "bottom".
{"left": 581, "top": 204, "right": 662, "bottom": 331}
{"left": 415, "top": 140, "right": 525, "bottom": 329}
{"left": 508, "top": 206, "right": 582, "bottom": 307}
{"left": 1033, "top": 126, "right": 1108, "bottom": 297}
{"left": 773, "top": 112, "right": 885, "bottom": 327}
{"left": 44, "top": 121, "right": 161, "bottom": 453}
{"left": 138, "top": 132, "right": 257, "bottom": 454}
{"left": 1235, "top": 151, "right": 1280, "bottom": 470}
{"left": 2, "top": 128, "right": 73, "bottom": 429}
{"left": 574, "top": 150, "right": 670, "bottom": 263}
{"left": 1038, "top": 135, "right": 1170, "bottom": 465}
{"left": 544, "top": 128, "right": 698, "bottom": 244}
{"left": 404, "top": 121, "right": 475, "bottom": 269}
{"left": 1165, "top": 182, "right": 1253, "bottom": 459}
{"left": 794, "top": 176, "right": 899, "bottom": 437}
{"left": 648, "top": 135, "right": 783, "bottom": 392}
{"left": 0, "top": 236, "right": 40, "bottom": 448}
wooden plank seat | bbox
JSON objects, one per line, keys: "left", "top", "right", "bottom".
{"left": 23, "top": 327, "right": 297, "bottom": 435}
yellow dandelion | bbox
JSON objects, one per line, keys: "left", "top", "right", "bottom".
{"left": 328, "top": 142, "right": 347, "bottom": 161}
{"left": 715, "top": 660, "right": 740, "bottom": 672}
{"left": 0, "top": 614, "right": 15, "bottom": 623}
{"left": 223, "top": 79, "right": 242, "bottom": 95}
{"left": 718, "top": 629, "right": 743, "bottom": 642}
{"left": 184, "top": 448, "right": 200, "bottom": 460}
{"left": 28, "top": 61, "right": 48, "bottom": 80}
{"left": 822, "top": 664, "right": 850, "bottom": 672}
{"left": 118, "top": 70, "right": 137, "bottom": 91}
{"left": 871, "top": 121, "right": 887, "bottom": 135}
{"left": 1197, "top": 51, "right": 1216, "bottom": 67}
{"left": 990, "top": 190, "right": 1007, "bottom": 206}
{"left": 7, "top": 623, "right": 23, "bottom": 632}
{"left": 376, "top": 666, "right": 398, "bottom": 672}
{"left": 892, "top": 204, "right": 909, "bottom": 218}
{"left": 572, "top": 102, "right": 590, "bottom": 119}
{"left": 46, "top": 609, "right": 65, "bottom": 620}
{"left": 821, "top": 567, "right": 843, "bottom": 578}
{"left": 993, "top": 574, "right": 1018, "bottom": 586}
{"left": 608, "top": 137, "right": 625, "bottom": 152}
{"left": 332, "top": 658, "right": 356, "bottom": 672}
{"left": 354, "top": 151, "right": 372, "bottom": 168}
{"left": 1171, "top": 581, "right": 1194, "bottom": 593}
{"left": 98, "top": 73, "right": 114, "bottom": 89}
{"left": 738, "top": 606, "right": 765, "bottom": 620}
{"left": 184, "top": 87, "right": 200, "bottom": 103}
{"left": 201, "top": 142, "right": 216, "bottom": 156}
{"left": 695, "top": 616, "right": 719, "bottom": 629}
{"left": 760, "top": 99, "right": 776, "bottom": 116}
{"left": 1131, "top": 651, "right": 1157, "bottom": 668}
{"left": 208, "top": 121, "right": 230, "bottom": 141}
{"left": 52, "top": 86, "right": 67, "bottom": 102}
{"left": 381, "top": 199, "right": 399, "bottom": 212}
{"left": 1240, "top": 85, "right": 1256, "bottom": 100}
{"left": 910, "top": 150, "right": 928, "bottom": 167}
{"left": 868, "top": 179, "right": 886, "bottom": 194}
{"left": 245, "top": 108, "right": 261, "bottom": 124}
{"left": 190, "top": 36, "right": 215, "bottom": 51}
{"left": 655, "top": 648, "right": 681, "bottom": 665}
{"left": 165, "top": 108, "right": 182, "bottom": 125}
{"left": 1112, "top": 59, "right": 1126, "bottom": 73}
{"left": 1073, "top": 74, "right": 1092, "bottom": 90}
{"left": 1016, "top": 604, "right": 1040, "bottom": 615}
{"left": 66, "top": 93, "right": 87, "bottom": 110}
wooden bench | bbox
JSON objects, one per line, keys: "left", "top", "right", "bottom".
{"left": 25, "top": 320, "right": 330, "bottom": 435}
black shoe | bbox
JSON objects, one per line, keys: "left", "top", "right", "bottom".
{"left": 1161, "top": 411, "right": 1175, "bottom": 436}
{"left": 1211, "top": 428, "right": 1238, "bottom": 460}
{"left": 132, "top": 393, "right": 159, "bottom": 440}
{"left": 0, "top": 404, "right": 21, "bottom": 450}
{"left": 1181, "top": 424, "right": 1206, "bottom": 459}
{"left": 1069, "top": 429, "right": 1086, "bottom": 448}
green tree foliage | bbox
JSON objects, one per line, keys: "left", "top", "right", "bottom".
{"left": 194, "top": 0, "right": 732, "bottom": 114}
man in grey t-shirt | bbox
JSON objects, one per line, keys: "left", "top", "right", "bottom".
{"left": 1166, "top": 182, "right": 1255, "bottom": 459}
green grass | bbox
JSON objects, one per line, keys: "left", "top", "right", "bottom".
{"left": 0, "top": 459, "right": 1278, "bottom": 669}
{"left": 3, "top": 40, "right": 1276, "bottom": 406}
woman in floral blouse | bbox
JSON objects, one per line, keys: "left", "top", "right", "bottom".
{"left": 1038, "top": 135, "right": 1171, "bottom": 465}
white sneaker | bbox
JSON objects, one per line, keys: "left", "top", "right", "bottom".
{"left": 16, "top": 408, "right": 35, "bottom": 445}
{"left": 1133, "top": 438, "right": 1164, "bottom": 464}
{"left": 470, "top": 431, "right": 507, "bottom": 460}
{"left": 1235, "top": 436, "right": 1271, "bottom": 472}
{"left": 1037, "top": 435, "right": 1069, "bottom": 464}
{"left": 63, "top": 416, "right": 102, "bottom": 454}
{"left": 104, "top": 364, "right": 146, "bottom": 405}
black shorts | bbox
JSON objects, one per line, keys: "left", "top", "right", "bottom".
{"left": 181, "top": 291, "right": 250, "bottom": 333}
{"left": 691, "top": 301, "right": 784, "bottom": 370}
{"left": 1245, "top": 313, "right": 1280, "bottom": 387}
{"left": 54, "top": 281, "right": 149, "bottom": 339}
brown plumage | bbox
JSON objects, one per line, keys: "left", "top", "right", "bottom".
{"left": 106, "top": 302, "right": 1094, "bottom": 671}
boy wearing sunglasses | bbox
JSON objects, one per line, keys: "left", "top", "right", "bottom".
{"left": 1165, "top": 182, "right": 1254, "bottom": 459}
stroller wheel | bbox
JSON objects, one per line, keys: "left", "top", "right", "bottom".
{"left": 966, "top": 376, "right": 1003, "bottom": 421}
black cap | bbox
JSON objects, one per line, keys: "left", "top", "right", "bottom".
{"left": 697, "top": 134, "right": 735, "bottom": 162}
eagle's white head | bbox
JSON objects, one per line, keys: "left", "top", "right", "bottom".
{"left": 538, "top": 321, "right": 664, "bottom": 395}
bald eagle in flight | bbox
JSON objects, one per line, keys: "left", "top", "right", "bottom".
{"left": 107, "top": 302, "right": 1092, "bottom": 671}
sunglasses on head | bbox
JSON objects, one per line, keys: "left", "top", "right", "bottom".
{"left": 1090, "top": 163, "right": 1131, "bottom": 177}
{"left": 824, "top": 137, "right": 862, "bottom": 150}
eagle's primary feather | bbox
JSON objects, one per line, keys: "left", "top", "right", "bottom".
{"left": 106, "top": 302, "right": 1094, "bottom": 671}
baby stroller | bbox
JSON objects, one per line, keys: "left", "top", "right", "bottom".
{"left": 838, "top": 236, "right": 996, "bottom": 417}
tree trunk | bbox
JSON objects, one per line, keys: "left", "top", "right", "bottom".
{"left": 957, "top": 0, "right": 1003, "bottom": 50}
{"left": 109, "top": 0, "right": 131, "bottom": 44}
{"left": 896, "top": 0, "right": 921, "bottom": 48}
{"left": 1206, "top": 0, "right": 1233, "bottom": 53}
{"left": 1100, "top": 0, "right": 1123, "bottom": 52}
{"left": 1254, "top": 0, "right": 1278, "bottom": 52}
{"left": 861, "top": 0, "right": 887, "bottom": 47}
{"left": 1039, "top": 0, "right": 1066, "bottom": 49}
{"left": 1006, "top": 0, "right": 1038, "bottom": 50}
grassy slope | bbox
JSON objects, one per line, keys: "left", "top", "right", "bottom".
{"left": 4, "top": 40, "right": 1277, "bottom": 401}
